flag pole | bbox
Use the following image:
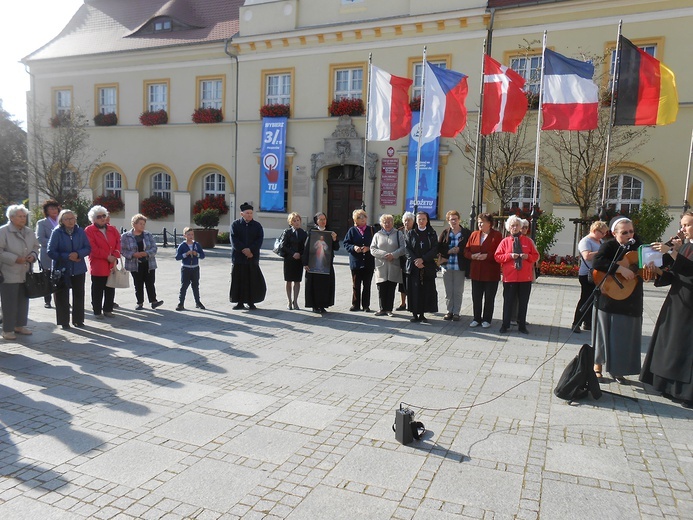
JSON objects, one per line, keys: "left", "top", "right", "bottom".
{"left": 685, "top": 128, "right": 693, "bottom": 214}
{"left": 362, "top": 53, "right": 373, "bottom": 217}
{"left": 599, "top": 20, "right": 623, "bottom": 221}
{"left": 470, "top": 39, "right": 486, "bottom": 229}
{"left": 530, "top": 31, "right": 547, "bottom": 240}
{"left": 414, "top": 46, "right": 428, "bottom": 216}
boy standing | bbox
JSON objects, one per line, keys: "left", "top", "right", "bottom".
{"left": 175, "top": 227, "right": 206, "bottom": 310}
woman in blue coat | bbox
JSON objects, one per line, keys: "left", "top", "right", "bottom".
{"left": 47, "top": 209, "right": 91, "bottom": 329}
{"left": 343, "top": 209, "right": 376, "bottom": 312}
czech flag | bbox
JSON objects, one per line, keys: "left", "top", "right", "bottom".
{"left": 421, "top": 62, "right": 468, "bottom": 139}
{"left": 367, "top": 65, "right": 414, "bottom": 141}
{"left": 614, "top": 35, "right": 678, "bottom": 126}
{"left": 482, "top": 54, "right": 528, "bottom": 135}
{"left": 541, "top": 48, "right": 599, "bottom": 131}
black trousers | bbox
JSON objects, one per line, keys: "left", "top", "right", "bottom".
{"left": 351, "top": 268, "right": 374, "bottom": 309}
{"left": 502, "top": 282, "right": 531, "bottom": 329}
{"left": 572, "top": 274, "right": 595, "bottom": 328}
{"left": 54, "top": 274, "right": 85, "bottom": 326}
{"left": 179, "top": 267, "right": 201, "bottom": 304}
{"left": 471, "top": 279, "right": 499, "bottom": 323}
{"left": 131, "top": 264, "right": 157, "bottom": 304}
{"left": 91, "top": 275, "right": 115, "bottom": 315}
{"left": 377, "top": 280, "right": 397, "bottom": 312}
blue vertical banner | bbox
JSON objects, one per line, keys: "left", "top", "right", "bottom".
{"left": 260, "top": 117, "right": 287, "bottom": 212}
{"left": 406, "top": 111, "right": 439, "bottom": 219}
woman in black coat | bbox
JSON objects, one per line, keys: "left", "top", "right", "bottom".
{"left": 281, "top": 212, "right": 308, "bottom": 310}
{"left": 405, "top": 211, "right": 439, "bottom": 323}
{"left": 303, "top": 212, "right": 339, "bottom": 314}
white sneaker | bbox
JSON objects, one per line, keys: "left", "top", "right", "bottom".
{"left": 469, "top": 320, "right": 480, "bottom": 328}
{"left": 481, "top": 321, "right": 491, "bottom": 328}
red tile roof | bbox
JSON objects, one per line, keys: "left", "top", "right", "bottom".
{"left": 24, "top": 0, "right": 242, "bottom": 62}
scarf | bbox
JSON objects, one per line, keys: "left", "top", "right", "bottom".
{"left": 513, "top": 233, "right": 523, "bottom": 270}
{"left": 356, "top": 224, "right": 367, "bottom": 235}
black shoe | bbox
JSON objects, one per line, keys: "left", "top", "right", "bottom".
{"left": 74, "top": 322, "right": 84, "bottom": 328}
{"left": 518, "top": 327, "right": 529, "bottom": 334}
{"left": 233, "top": 303, "right": 244, "bottom": 310}
{"left": 61, "top": 324, "right": 71, "bottom": 330}
{"left": 420, "top": 316, "right": 429, "bottom": 323}
{"left": 136, "top": 304, "right": 144, "bottom": 310}
{"left": 571, "top": 324, "right": 581, "bottom": 333}
{"left": 176, "top": 304, "right": 185, "bottom": 311}
{"left": 196, "top": 302, "right": 206, "bottom": 310}
{"left": 319, "top": 308, "right": 327, "bottom": 313}
{"left": 682, "top": 401, "right": 693, "bottom": 409}
{"left": 396, "top": 304, "right": 407, "bottom": 311}
{"left": 349, "top": 306, "right": 360, "bottom": 312}
{"left": 247, "top": 304, "right": 257, "bottom": 310}
{"left": 363, "top": 307, "right": 371, "bottom": 312}
{"left": 112, "top": 303, "right": 120, "bottom": 309}
{"left": 44, "top": 303, "right": 52, "bottom": 309}
{"left": 151, "top": 300, "right": 164, "bottom": 309}
{"left": 582, "top": 323, "right": 591, "bottom": 331}
{"left": 499, "top": 326, "right": 509, "bottom": 333}
{"left": 374, "top": 310, "right": 387, "bottom": 316}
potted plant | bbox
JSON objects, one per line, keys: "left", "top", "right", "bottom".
{"left": 193, "top": 194, "right": 229, "bottom": 216}
{"left": 139, "top": 109, "right": 168, "bottom": 126}
{"left": 93, "top": 194, "right": 124, "bottom": 214}
{"left": 140, "top": 195, "right": 174, "bottom": 219}
{"left": 192, "top": 107, "right": 223, "bottom": 124}
{"left": 94, "top": 112, "right": 118, "bottom": 126}
{"left": 192, "top": 208, "right": 220, "bottom": 248}
{"left": 328, "top": 98, "right": 364, "bottom": 117}
{"left": 260, "top": 103, "right": 291, "bottom": 118}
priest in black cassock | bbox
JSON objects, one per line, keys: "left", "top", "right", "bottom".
{"left": 229, "top": 202, "right": 266, "bottom": 309}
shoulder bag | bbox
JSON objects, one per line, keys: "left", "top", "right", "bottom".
{"left": 106, "top": 258, "right": 130, "bottom": 289}
{"left": 24, "top": 257, "right": 54, "bottom": 299}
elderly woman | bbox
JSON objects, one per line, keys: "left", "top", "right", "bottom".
{"left": 370, "top": 214, "right": 406, "bottom": 316}
{"left": 405, "top": 211, "right": 439, "bottom": 323}
{"left": 47, "top": 209, "right": 91, "bottom": 329}
{"left": 85, "top": 205, "right": 121, "bottom": 319}
{"left": 121, "top": 214, "right": 162, "bottom": 310}
{"left": 592, "top": 217, "right": 642, "bottom": 383}
{"left": 281, "top": 212, "right": 308, "bottom": 310}
{"left": 396, "top": 211, "right": 415, "bottom": 311}
{"left": 343, "top": 209, "right": 376, "bottom": 312}
{"left": 464, "top": 213, "right": 503, "bottom": 328}
{"left": 0, "top": 204, "right": 40, "bottom": 340}
{"left": 494, "top": 215, "right": 539, "bottom": 334}
{"left": 303, "top": 212, "right": 339, "bottom": 314}
{"left": 571, "top": 220, "right": 608, "bottom": 334}
{"left": 35, "top": 199, "right": 61, "bottom": 308}
{"left": 438, "top": 210, "right": 471, "bottom": 321}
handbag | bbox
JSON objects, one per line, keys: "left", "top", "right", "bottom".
{"left": 273, "top": 229, "right": 288, "bottom": 258}
{"left": 106, "top": 258, "right": 130, "bottom": 289}
{"left": 24, "top": 258, "right": 54, "bottom": 299}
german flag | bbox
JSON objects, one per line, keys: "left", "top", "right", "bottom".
{"left": 614, "top": 35, "right": 678, "bottom": 126}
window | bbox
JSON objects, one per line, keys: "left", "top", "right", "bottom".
{"left": 61, "top": 170, "right": 77, "bottom": 194}
{"left": 605, "top": 174, "right": 643, "bottom": 214}
{"left": 96, "top": 85, "right": 117, "bottom": 115}
{"left": 264, "top": 71, "right": 292, "bottom": 105}
{"left": 334, "top": 68, "right": 363, "bottom": 100}
{"left": 508, "top": 175, "right": 541, "bottom": 212}
{"left": 198, "top": 77, "right": 224, "bottom": 110}
{"left": 409, "top": 55, "right": 450, "bottom": 100}
{"left": 509, "top": 53, "right": 542, "bottom": 94}
{"left": 104, "top": 171, "right": 122, "bottom": 198}
{"left": 607, "top": 38, "right": 661, "bottom": 88}
{"left": 53, "top": 88, "right": 72, "bottom": 115}
{"left": 154, "top": 18, "right": 172, "bottom": 32}
{"left": 204, "top": 172, "right": 226, "bottom": 196}
{"left": 144, "top": 80, "right": 169, "bottom": 112}
{"left": 152, "top": 172, "right": 172, "bottom": 200}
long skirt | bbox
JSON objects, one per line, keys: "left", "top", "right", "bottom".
{"left": 229, "top": 263, "right": 267, "bottom": 304}
{"left": 407, "top": 272, "right": 438, "bottom": 315}
{"left": 592, "top": 308, "right": 642, "bottom": 376}
{"left": 305, "top": 268, "right": 335, "bottom": 309}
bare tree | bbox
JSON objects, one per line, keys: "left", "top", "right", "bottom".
{"left": 27, "top": 108, "right": 104, "bottom": 206}
{"left": 0, "top": 100, "right": 27, "bottom": 208}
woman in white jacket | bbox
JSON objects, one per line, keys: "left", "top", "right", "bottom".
{"left": 370, "top": 214, "right": 406, "bottom": 316}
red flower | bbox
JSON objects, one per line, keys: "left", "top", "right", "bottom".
{"left": 192, "top": 195, "right": 229, "bottom": 216}
{"left": 93, "top": 194, "right": 124, "bottom": 214}
{"left": 140, "top": 196, "right": 174, "bottom": 219}
{"left": 260, "top": 104, "right": 290, "bottom": 118}
{"left": 192, "top": 107, "right": 223, "bottom": 124}
{"left": 328, "top": 98, "right": 364, "bottom": 117}
{"left": 94, "top": 112, "right": 118, "bottom": 126}
{"left": 139, "top": 110, "right": 168, "bottom": 126}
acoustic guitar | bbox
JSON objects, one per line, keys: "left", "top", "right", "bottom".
{"left": 591, "top": 250, "right": 642, "bottom": 300}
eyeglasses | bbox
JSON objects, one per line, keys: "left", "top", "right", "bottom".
{"left": 62, "top": 217, "right": 76, "bottom": 221}
{"left": 95, "top": 215, "right": 107, "bottom": 219}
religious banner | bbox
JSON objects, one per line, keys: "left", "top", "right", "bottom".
{"left": 405, "top": 111, "right": 440, "bottom": 219}
{"left": 260, "top": 117, "right": 287, "bottom": 212}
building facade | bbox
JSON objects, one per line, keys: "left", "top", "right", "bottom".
{"left": 24, "top": 0, "right": 693, "bottom": 251}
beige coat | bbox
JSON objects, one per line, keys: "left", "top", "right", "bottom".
{"left": 370, "top": 229, "right": 406, "bottom": 284}
{"left": 0, "top": 222, "right": 40, "bottom": 283}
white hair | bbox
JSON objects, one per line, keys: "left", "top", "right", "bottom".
{"left": 505, "top": 215, "right": 523, "bottom": 231}
{"left": 6, "top": 204, "right": 29, "bottom": 220}
{"left": 88, "top": 205, "right": 109, "bottom": 223}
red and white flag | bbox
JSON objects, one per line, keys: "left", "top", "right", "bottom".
{"left": 367, "top": 65, "right": 413, "bottom": 141}
{"left": 481, "top": 55, "right": 528, "bottom": 135}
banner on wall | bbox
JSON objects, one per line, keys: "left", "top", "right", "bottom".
{"left": 405, "top": 111, "right": 439, "bottom": 219}
{"left": 260, "top": 117, "right": 287, "bottom": 212}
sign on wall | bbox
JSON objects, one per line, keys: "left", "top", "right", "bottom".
{"left": 260, "top": 117, "right": 287, "bottom": 212}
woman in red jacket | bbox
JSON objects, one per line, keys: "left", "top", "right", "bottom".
{"left": 494, "top": 215, "right": 539, "bottom": 334}
{"left": 464, "top": 213, "right": 503, "bottom": 328}
{"left": 85, "top": 205, "right": 121, "bottom": 319}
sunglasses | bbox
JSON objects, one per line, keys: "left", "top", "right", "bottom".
{"left": 95, "top": 215, "right": 107, "bottom": 219}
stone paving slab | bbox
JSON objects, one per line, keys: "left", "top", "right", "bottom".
{"left": 0, "top": 244, "right": 691, "bottom": 519}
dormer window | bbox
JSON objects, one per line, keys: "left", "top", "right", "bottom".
{"left": 154, "top": 18, "right": 172, "bottom": 32}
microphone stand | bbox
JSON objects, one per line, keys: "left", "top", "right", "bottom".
{"left": 579, "top": 240, "right": 631, "bottom": 319}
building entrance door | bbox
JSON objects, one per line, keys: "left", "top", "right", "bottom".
{"left": 327, "top": 165, "right": 363, "bottom": 239}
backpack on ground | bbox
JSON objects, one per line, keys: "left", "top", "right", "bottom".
{"left": 554, "top": 344, "right": 602, "bottom": 402}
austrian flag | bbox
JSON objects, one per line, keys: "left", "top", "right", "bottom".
{"left": 367, "top": 66, "right": 413, "bottom": 141}
{"left": 542, "top": 48, "right": 599, "bottom": 131}
{"left": 482, "top": 55, "right": 528, "bottom": 135}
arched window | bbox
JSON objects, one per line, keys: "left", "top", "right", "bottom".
{"left": 606, "top": 174, "right": 643, "bottom": 214}
{"left": 104, "top": 171, "right": 122, "bottom": 198}
{"left": 508, "top": 175, "right": 541, "bottom": 212}
{"left": 152, "top": 172, "right": 171, "bottom": 200}
{"left": 204, "top": 172, "right": 226, "bottom": 196}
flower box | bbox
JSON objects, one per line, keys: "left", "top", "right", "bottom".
{"left": 139, "top": 109, "right": 168, "bottom": 126}
{"left": 93, "top": 194, "right": 124, "bottom": 214}
{"left": 260, "top": 104, "right": 290, "bottom": 118}
{"left": 94, "top": 112, "right": 118, "bottom": 126}
{"left": 192, "top": 107, "right": 223, "bottom": 124}
{"left": 328, "top": 98, "right": 364, "bottom": 117}
{"left": 193, "top": 195, "right": 229, "bottom": 216}
{"left": 140, "top": 195, "right": 174, "bottom": 219}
